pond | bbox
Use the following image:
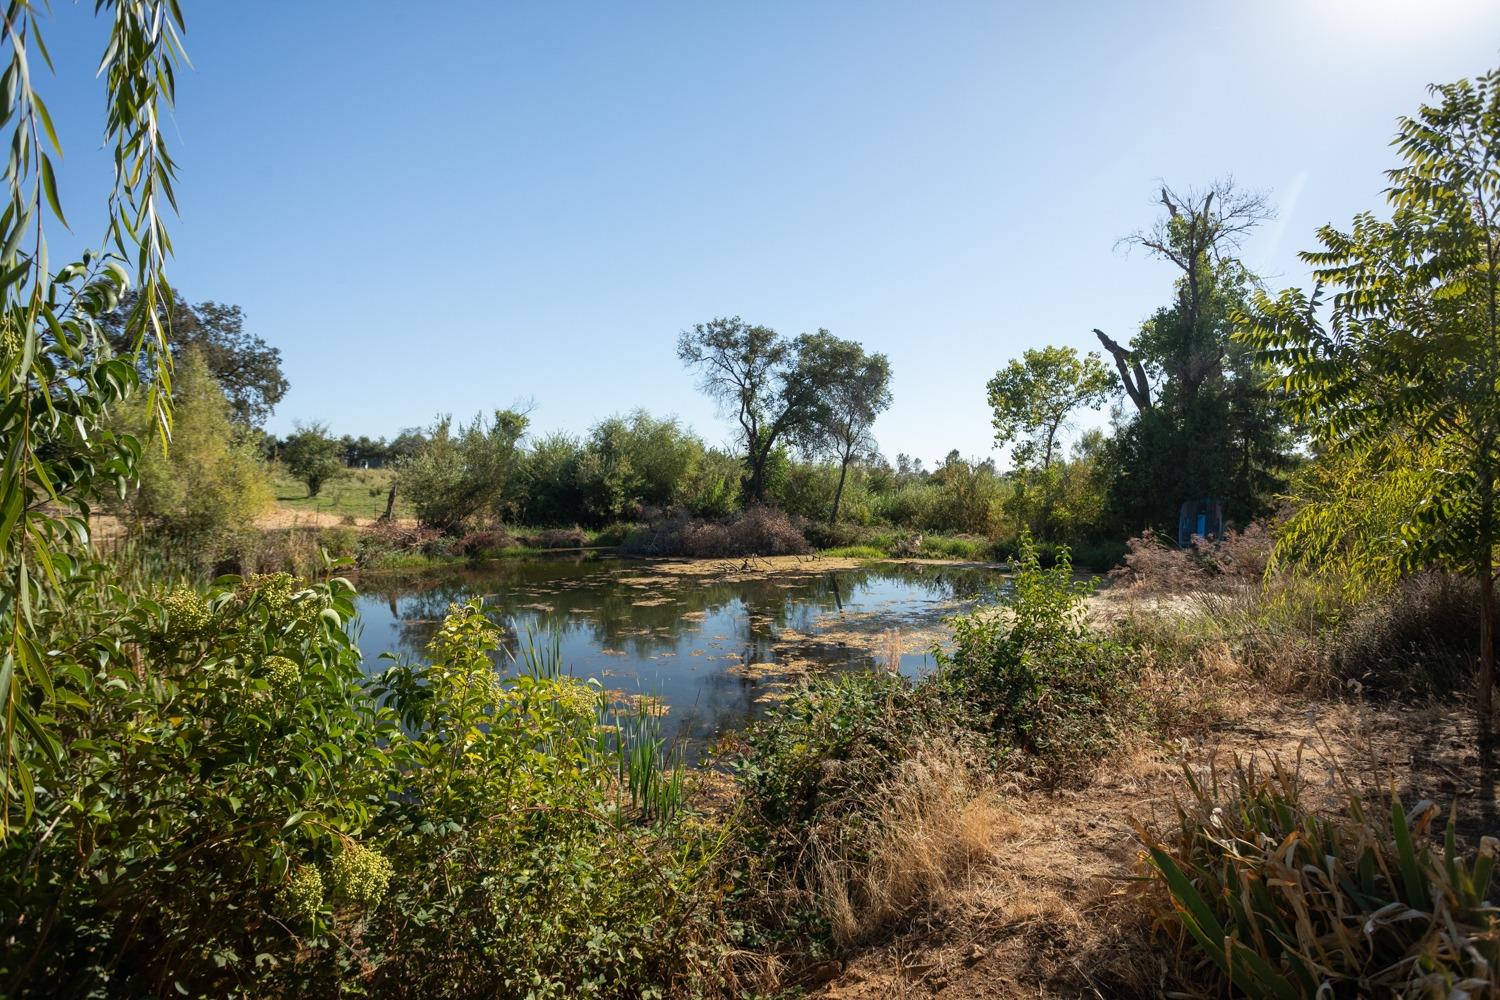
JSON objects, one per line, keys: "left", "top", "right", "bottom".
{"left": 351, "top": 555, "right": 1005, "bottom": 750}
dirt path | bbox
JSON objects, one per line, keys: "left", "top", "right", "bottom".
{"left": 812, "top": 696, "right": 1491, "bottom": 999}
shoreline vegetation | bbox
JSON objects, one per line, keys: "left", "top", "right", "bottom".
{"left": 5, "top": 9, "right": 1500, "bottom": 998}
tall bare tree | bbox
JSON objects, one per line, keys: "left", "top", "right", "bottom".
{"left": 1095, "top": 179, "right": 1273, "bottom": 414}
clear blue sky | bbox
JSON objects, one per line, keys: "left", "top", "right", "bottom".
{"left": 33, "top": 1, "right": 1500, "bottom": 465}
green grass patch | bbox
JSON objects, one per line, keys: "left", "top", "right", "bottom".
{"left": 819, "top": 544, "right": 887, "bottom": 560}
{"left": 917, "top": 534, "right": 993, "bottom": 561}
{"left": 270, "top": 463, "right": 404, "bottom": 521}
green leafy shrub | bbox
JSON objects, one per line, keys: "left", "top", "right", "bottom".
{"left": 109, "top": 348, "right": 272, "bottom": 558}
{"left": 937, "top": 531, "right": 1136, "bottom": 773}
{"left": 1139, "top": 757, "right": 1500, "bottom": 998}
{"left": 1, "top": 572, "right": 391, "bottom": 998}
{"left": 1, "top": 584, "right": 725, "bottom": 999}
{"left": 733, "top": 672, "right": 978, "bottom": 949}
{"left": 801, "top": 519, "right": 867, "bottom": 551}
{"left": 399, "top": 410, "right": 529, "bottom": 533}
{"left": 362, "top": 601, "right": 722, "bottom": 998}
{"left": 591, "top": 521, "right": 636, "bottom": 547}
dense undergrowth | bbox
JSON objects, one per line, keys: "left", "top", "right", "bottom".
{"left": 0, "top": 575, "right": 725, "bottom": 999}
{"left": 1139, "top": 758, "right": 1499, "bottom": 998}
{"left": 34, "top": 520, "right": 1495, "bottom": 999}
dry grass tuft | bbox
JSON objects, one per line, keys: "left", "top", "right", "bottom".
{"left": 814, "top": 742, "right": 1010, "bottom": 947}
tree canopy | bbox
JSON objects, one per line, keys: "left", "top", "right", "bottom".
{"left": 678, "top": 318, "right": 884, "bottom": 505}
{"left": 800, "top": 339, "right": 892, "bottom": 523}
{"left": 103, "top": 288, "right": 288, "bottom": 427}
{"left": 111, "top": 349, "right": 272, "bottom": 552}
{"left": 1092, "top": 179, "right": 1294, "bottom": 534}
{"left": 987, "top": 346, "right": 1114, "bottom": 473}
{"left": 400, "top": 410, "right": 530, "bottom": 533}
{"left": 281, "top": 422, "right": 345, "bottom": 498}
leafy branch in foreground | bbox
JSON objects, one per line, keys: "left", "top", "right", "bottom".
{"left": 0, "top": 2, "right": 186, "bottom": 832}
{"left": 1238, "top": 66, "right": 1500, "bottom": 727}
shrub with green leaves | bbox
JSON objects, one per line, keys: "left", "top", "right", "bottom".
{"left": 1, "top": 584, "right": 724, "bottom": 999}
{"left": 936, "top": 531, "right": 1136, "bottom": 771}
{"left": 110, "top": 348, "right": 273, "bottom": 555}
{"left": 731, "top": 672, "right": 977, "bottom": 949}
{"left": 363, "top": 600, "right": 722, "bottom": 999}
{"left": 1, "top": 572, "right": 391, "bottom": 998}
{"left": 1140, "top": 758, "right": 1500, "bottom": 998}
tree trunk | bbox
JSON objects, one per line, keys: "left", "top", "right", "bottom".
{"left": 1482, "top": 555, "right": 1495, "bottom": 739}
{"left": 1093, "top": 329, "right": 1152, "bottom": 413}
{"left": 830, "top": 457, "right": 849, "bottom": 524}
{"left": 746, "top": 452, "right": 766, "bottom": 504}
{"left": 1482, "top": 455, "right": 1496, "bottom": 743}
{"left": 381, "top": 484, "right": 397, "bottom": 522}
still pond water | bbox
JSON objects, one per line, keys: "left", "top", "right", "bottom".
{"left": 352, "top": 555, "right": 1004, "bottom": 749}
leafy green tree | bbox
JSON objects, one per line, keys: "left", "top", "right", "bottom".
{"left": 677, "top": 317, "right": 871, "bottom": 504}
{"left": 929, "top": 451, "right": 1005, "bottom": 535}
{"left": 1238, "top": 68, "right": 1500, "bottom": 722}
{"left": 679, "top": 446, "right": 743, "bottom": 518}
{"left": 988, "top": 346, "right": 1114, "bottom": 473}
{"left": 400, "top": 410, "right": 529, "bottom": 533}
{"left": 102, "top": 288, "right": 288, "bottom": 427}
{"left": 281, "top": 422, "right": 344, "bottom": 498}
{"left": 986, "top": 347, "right": 1112, "bottom": 539}
{"left": 112, "top": 350, "right": 272, "bottom": 550}
{"left": 801, "top": 340, "right": 892, "bottom": 523}
{"left": 520, "top": 430, "right": 585, "bottom": 525}
{"left": 577, "top": 411, "right": 703, "bottom": 522}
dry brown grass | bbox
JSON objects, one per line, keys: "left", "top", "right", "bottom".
{"left": 814, "top": 742, "right": 1013, "bottom": 948}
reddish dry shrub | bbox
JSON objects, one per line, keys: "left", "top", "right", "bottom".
{"left": 452, "top": 529, "right": 518, "bottom": 557}
{"left": 625, "top": 505, "right": 809, "bottom": 557}
{"left": 1111, "top": 523, "right": 1273, "bottom": 594}
{"left": 361, "top": 520, "right": 442, "bottom": 556}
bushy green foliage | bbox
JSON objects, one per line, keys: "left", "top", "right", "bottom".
{"left": 364, "top": 601, "right": 720, "bottom": 998}
{"left": 1090, "top": 182, "right": 1294, "bottom": 536}
{"left": 733, "top": 672, "right": 972, "bottom": 947}
{"left": 111, "top": 349, "right": 272, "bottom": 553}
{"left": 987, "top": 345, "right": 1113, "bottom": 476}
{"left": 1140, "top": 758, "right": 1500, "bottom": 998}
{"left": 2, "top": 572, "right": 389, "bottom": 996}
{"left": 0, "top": 582, "right": 724, "bottom": 998}
{"left": 937, "top": 532, "right": 1136, "bottom": 770}
{"left": 1238, "top": 68, "right": 1500, "bottom": 722}
{"left": 400, "top": 409, "right": 529, "bottom": 533}
{"left": 102, "top": 287, "right": 288, "bottom": 428}
{"left": 517, "top": 413, "right": 741, "bottom": 527}
{"left": 279, "top": 421, "right": 344, "bottom": 498}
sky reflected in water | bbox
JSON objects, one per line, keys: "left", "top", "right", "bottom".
{"left": 351, "top": 556, "right": 1004, "bottom": 748}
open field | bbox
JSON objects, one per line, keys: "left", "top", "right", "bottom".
{"left": 269, "top": 463, "right": 406, "bottom": 522}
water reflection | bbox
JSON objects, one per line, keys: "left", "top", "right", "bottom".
{"left": 352, "top": 555, "right": 1002, "bottom": 749}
